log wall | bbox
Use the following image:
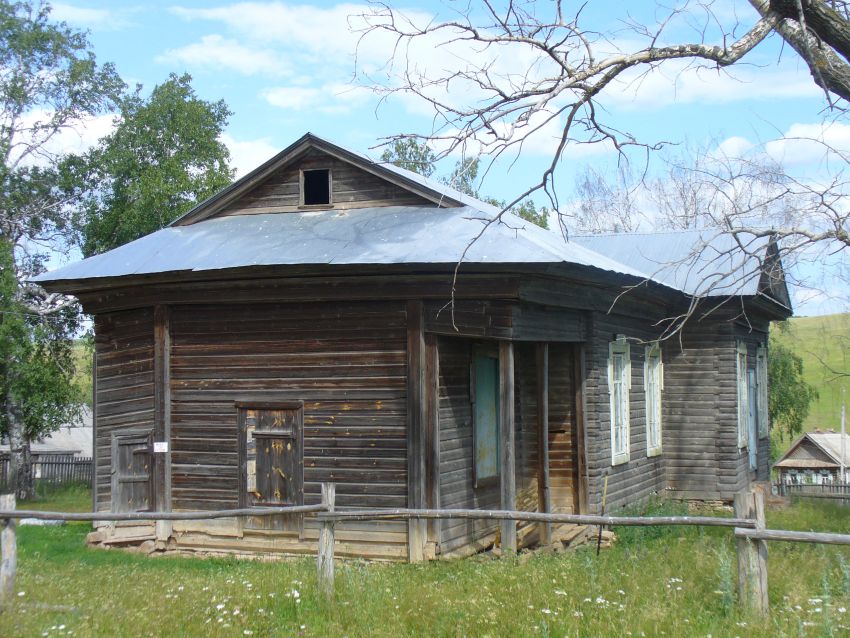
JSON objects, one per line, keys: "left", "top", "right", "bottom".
{"left": 93, "top": 308, "right": 156, "bottom": 513}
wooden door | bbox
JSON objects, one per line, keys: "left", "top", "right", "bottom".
{"left": 111, "top": 432, "right": 153, "bottom": 513}
{"left": 239, "top": 404, "right": 304, "bottom": 532}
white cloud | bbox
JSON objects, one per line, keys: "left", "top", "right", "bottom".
{"left": 601, "top": 62, "right": 820, "bottom": 111}
{"left": 220, "top": 133, "right": 279, "bottom": 178}
{"left": 169, "top": 2, "right": 421, "bottom": 64}
{"left": 11, "top": 111, "right": 115, "bottom": 167}
{"left": 50, "top": 3, "right": 137, "bottom": 30}
{"left": 764, "top": 122, "right": 850, "bottom": 167}
{"left": 158, "top": 35, "right": 291, "bottom": 76}
{"left": 261, "top": 82, "right": 372, "bottom": 113}
{"left": 716, "top": 136, "right": 754, "bottom": 159}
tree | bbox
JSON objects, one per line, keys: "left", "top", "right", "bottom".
{"left": 67, "top": 73, "right": 234, "bottom": 257}
{"left": 768, "top": 332, "right": 819, "bottom": 443}
{"left": 382, "top": 138, "right": 549, "bottom": 228}
{"left": 358, "top": 0, "right": 847, "bottom": 287}
{"left": 0, "top": 0, "right": 123, "bottom": 497}
{"left": 380, "top": 137, "right": 436, "bottom": 177}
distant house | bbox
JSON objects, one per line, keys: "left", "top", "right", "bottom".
{"left": 33, "top": 133, "right": 791, "bottom": 561}
{"left": 0, "top": 408, "right": 92, "bottom": 461}
{"left": 774, "top": 430, "right": 850, "bottom": 485}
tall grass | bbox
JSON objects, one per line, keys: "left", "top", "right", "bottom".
{"left": 2, "top": 490, "right": 849, "bottom": 637}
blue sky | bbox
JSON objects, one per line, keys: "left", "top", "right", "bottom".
{"left": 44, "top": 0, "right": 848, "bottom": 315}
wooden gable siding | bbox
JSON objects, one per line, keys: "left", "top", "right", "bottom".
{"left": 581, "top": 312, "right": 665, "bottom": 513}
{"left": 93, "top": 308, "right": 156, "bottom": 513}
{"left": 214, "top": 148, "right": 432, "bottom": 217}
{"left": 787, "top": 439, "right": 836, "bottom": 463}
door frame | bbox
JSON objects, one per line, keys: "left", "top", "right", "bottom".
{"left": 110, "top": 430, "right": 154, "bottom": 514}
{"left": 236, "top": 401, "right": 305, "bottom": 533}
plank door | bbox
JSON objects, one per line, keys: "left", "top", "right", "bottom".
{"left": 747, "top": 369, "right": 758, "bottom": 471}
{"left": 240, "top": 404, "right": 304, "bottom": 532}
{"left": 111, "top": 432, "right": 153, "bottom": 513}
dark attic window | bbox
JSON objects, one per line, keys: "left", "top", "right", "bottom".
{"left": 301, "top": 168, "right": 331, "bottom": 206}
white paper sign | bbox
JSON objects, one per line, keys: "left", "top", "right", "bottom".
{"left": 153, "top": 441, "right": 169, "bottom": 453}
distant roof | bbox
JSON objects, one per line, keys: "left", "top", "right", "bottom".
{"left": 35, "top": 206, "right": 648, "bottom": 284}
{"left": 571, "top": 229, "right": 778, "bottom": 299}
{"left": 775, "top": 431, "right": 850, "bottom": 468}
{"left": 1, "top": 408, "right": 91, "bottom": 457}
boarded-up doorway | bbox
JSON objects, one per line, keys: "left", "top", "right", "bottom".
{"left": 548, "top": 343, "right": 580, "bottom": 514}
{"left": 238, "top": 403, "right": 304, "bottom": 532}
{"left": 111, "top": 431, "right": 153, "bottom": 513}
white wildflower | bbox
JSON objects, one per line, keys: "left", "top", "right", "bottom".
{"left": 839, "top": 607, "right": 847, "bottom": 613}
{"left": 17, "top": 591, "right": 25, "bottom": 597}
{"left": 216, "top": 604, "right": 225, "bottom": 610}
{"left": 573, "top": 611, "right": 583, "bottom": 617}
{"left": 243, "top": 631, "right": 253, "bottom": 636}
{"left": 554, "top": 589, "right": 567, "bottom": 596}
{"left": 541, "top": 609, "right": 552, "bottom": 614}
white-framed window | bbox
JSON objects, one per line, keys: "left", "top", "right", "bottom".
{"left": 756, "top": 346, "right": 768, "bottom": 438}
{"left": 736, "top": 341, "right": 748, "bottom": 448}
{"left": 608, "top": 335, "right": 631, "bottom": 465}
{"left": 644, "top": 343, "right": 663, "bottom": 457}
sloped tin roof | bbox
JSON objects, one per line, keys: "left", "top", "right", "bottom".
{"left": 36, "top": 206, "right": 649, "bottom": 283}
{"left": 571, "top": 229, "right": 772, "bottom": 298}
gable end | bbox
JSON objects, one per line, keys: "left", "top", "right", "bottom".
{"left": 213, "top": 147, "right": 435, "bottom": 218}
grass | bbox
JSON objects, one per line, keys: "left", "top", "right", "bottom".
{"left": 772, "top": 313, "right": 850, "bottom": 441}
{"left": 2, "top": 488, "right": 850, "bottom": 637}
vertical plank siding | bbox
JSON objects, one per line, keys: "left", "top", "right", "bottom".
{"left": 94, "top": 308, "right": 156, "bottom": 513}
{"left": 548, "top": 343, "right": 578, "bottom": 513}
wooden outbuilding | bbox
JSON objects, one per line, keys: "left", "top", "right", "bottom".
{"left": 774, "top": 430, "right": 850, "bottom": 485}
{"left": 35, "top": 133, "right": 791, "bottom": 560}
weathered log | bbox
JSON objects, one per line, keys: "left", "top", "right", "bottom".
{"left": 734, "top": 490, "right": 769, "bottom": 616}
{"left": 0, "top": 494, "right": 16, "bottom": 610}
{"left": 317, "top": 483, "right": 336, "bottom": 599}
{"left": 0, "top": 504, "right": 325, "bottom": 522}
{"left": 316, "top": 508, "right": 754, "bottom": 528}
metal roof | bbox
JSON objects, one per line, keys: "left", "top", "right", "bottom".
{"left": 571, "top": 229, "right": 771, "bottom": 298}
{"left": 35, "top": 206, "right": 651, "bottom": 285}
{"left": 775, "top": 431, "right": 850, "bottom": 468}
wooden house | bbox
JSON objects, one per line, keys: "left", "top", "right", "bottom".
{"left": 35, "top": 133, "right": 791, "bottom": 561}
{"left": 774, "top": 430, "right": 850, "bottom": 484}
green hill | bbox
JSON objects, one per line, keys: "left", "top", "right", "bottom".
{"left": 771, "top": 313, "right": 849, "bottom": 438}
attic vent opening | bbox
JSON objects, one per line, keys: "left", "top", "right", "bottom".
{"left": 301, "top": 169, "right": 331, "bottom": 206}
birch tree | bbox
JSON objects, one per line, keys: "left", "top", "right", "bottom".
{"left": 0, "top": 0, "right": 123, "bottom": 498}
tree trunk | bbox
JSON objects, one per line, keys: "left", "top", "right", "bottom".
{"left": 6, "top": 391, "right": 33, "bottom": 501}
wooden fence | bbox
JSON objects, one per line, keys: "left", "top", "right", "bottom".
{"left": 2, "top": 487, "right": 850, "bottom": 616}
{"left": 0, "top": 457, "right": 92, "bottom": 490}
{"left": 775, "top": 482, "right": 850, "bottom": 504}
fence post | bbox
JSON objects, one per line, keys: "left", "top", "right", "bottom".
{"left": 317, "top": 483, "right": 335, "bottom": 599}
{"left": 0, "top": 493, "right": 17, "bottom": 611}
{"left": 734, "top": 489, "right": 768, "bottom": 615}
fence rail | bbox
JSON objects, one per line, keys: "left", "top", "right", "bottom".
{"left": 0, "top": 456, "right": 92, "bottom": 490}
{"left": 3, "top": 486, "right": 850, "bottom": 616}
